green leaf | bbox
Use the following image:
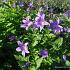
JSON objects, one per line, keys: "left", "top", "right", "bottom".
{"left": 36, "top": 58, "right": 43, "bottom": 69}
{"left": 53, "top": 37, "right": 63, "bottom": 50}
{"left": 65, "top": 60, "right": 70, "bottom": 66}
{"left": 29, "top": 66, "right": 36, "bottom": 70}
{"left": 32, "top": 40, "right": 38, "bottom": 47}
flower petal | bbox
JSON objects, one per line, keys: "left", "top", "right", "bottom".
{"left": 25, "top": 50, "right": 30, "bottom": 53}
{"left": 22, "top": 20, "right": 27, "bottom": 23}
{"left": 25, "top": 42, "right": 28, "bottom": 46}
{"left": 17, "top": 41, "right": 23, "bottom": 45}
{"left": 22, "top": 51, "right": 25, "bottom": 56}
{"left": 16, "top": 47, "right": 21, "bottom": 52}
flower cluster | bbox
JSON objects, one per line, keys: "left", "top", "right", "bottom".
{"left": 20, "top": 11, "right": 70, "bottom": 33}
{"left": 14, "top": 5, "right": 70, "bottom": 68}
{"left": 21, "top": 12, "right": 49, "bottom": 31}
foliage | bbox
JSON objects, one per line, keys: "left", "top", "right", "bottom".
{"left": 0, "top": 1, "right": 70, "bottom": 70}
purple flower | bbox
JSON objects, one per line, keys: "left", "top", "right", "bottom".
{"left": 64, "top": 10, "right": 70, "bottom": 17}
{"left": 18, "top": 2, "right": 24, "bottom": 7}
{"left": 23, "top": 62, "right": 30, "bottom": 68}
{"left": 49, "top": 19, "right": 63, "bottom": 33}
{"left": 63, "top": 55, "right": 67, "bottom": 61}
{"left": 16, "top": 41, "right": 29, "bottom": 56}
{"left": 8, "top": 35, "right": 16, "bottom": 41}
{"left": 40, "top": 50, "right": 48, "bottom": 58}
{"left": 28, "top": 2, "right": 34, "bottom": 8}
{"left": 64, "top": 28, "right": 70, "bottom": 33}
{"left": 34, "top": 12, "right": 49, "bottom": 31}
{"left": 43, "top": 4, "right": 49, "bottom": 10}
{"left": 21, "top": 17, "right": 33, "bottom": 30}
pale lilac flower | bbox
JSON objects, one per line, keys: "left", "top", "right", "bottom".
{"left": 23, "top": 62, "right": 30, "bottom": 68}
{"left": 16, "top": 41, "right": 29, "bottom": 56}
{"left": 64, "top": 10, "right": 70, "bottom": 17}
{"left": 8, "top": 35, "right": 16, "bottom": 41}
{"left": 21, "top": 17, "right": 33, "bottom": 30}
{"left": 40, "top": 50, "right": 48, "bottom": 58}
{"left": 34, "top": 12, "right": 49, "bottom": 31}
{"left": 18, "top": 2, "right": 24, "bottom": 7}
{"left": 63, "top": 55, "right": 67, "bottom": 61}
{"left": 49, "top": 19, "right": 63, "bottom": 33}
{"left": 28, "top": 2, "right": 34, "bottom": 8}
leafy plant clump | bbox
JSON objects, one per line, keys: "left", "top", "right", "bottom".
{"left": 0, "top": 1, "right": 70, "bottom": 70}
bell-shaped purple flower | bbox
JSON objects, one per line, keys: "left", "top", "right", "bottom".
{"left": 64, "top": 10, "right": 70, "bottom": 17}
{"left": 23, "top": 62, "right": 30, "bottom": 68}
{"left": 21, "top": 17, "right": 33, "bottom": 30}
{"left": 63, "top": 55, "right": 67, "bottom": 61}
{"left": 16, "top": 41, "right": 29, "bottom": 56}
{"left": 40, "top": 50, "right": 48, "bottom": 58}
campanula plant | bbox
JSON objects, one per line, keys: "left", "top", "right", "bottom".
{"left": 0, "top": 1, "right": 70, "bottom": 70}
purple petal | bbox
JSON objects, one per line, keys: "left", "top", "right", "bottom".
{"left": 64, "top": 28, "right": 70, "bottom": 33}
{"left": 22, "top": 20, "right": 27, "bottom": 23}
{"left": 23, "top": 62, "right": 30, "bottom": 68}
{"left": 40, "top": 26, "right": 44, "bottom": 31}
{"left": 64, "top": 10, "right": 70, "bottom": 17}
{"left": 8, "top": 35, "right": 16, "bottom": 41}
{"left": 26, "top": 27, "right": 29, "bottom": 30}
{"left": 63, "top": 55, "right": 67, "bottom": 61}
{"left": 25, "top": 42, "right": 28, "bottom": 46}
{"left": 25, "top": 50, "right": 30, "bottom": 53}
{"left": 40, "top": 50, "right": 48, "bottom": 58}
{"left": 17, "top": 41, "right": 23, "bottom": 47}
{"left": 19, "top": 2, "right": 24, "bottom": 7}
{"left": 57, "top": 18, "right": 60, "bottom": 24}
{"left": 22, "top": 51, "right": 25, "bottom": 56}
{"left": 28, "top": 2, "right": 34, "bottom": 8}
{"left": 28, "top": 22, "right": 33, "bottom": 26}
{"left": 16, "top": 47, "right": 21, "bottom": 52}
